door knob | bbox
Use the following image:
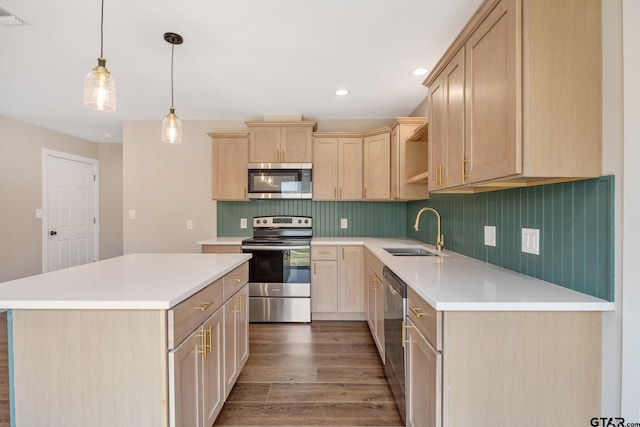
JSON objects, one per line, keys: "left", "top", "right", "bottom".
{"left": 49, "top": 230, "right": 57, "bottom": 236}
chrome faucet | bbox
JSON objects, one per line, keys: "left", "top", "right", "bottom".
{"left": 413, "top": 207, "right": 444, "bottom": 251}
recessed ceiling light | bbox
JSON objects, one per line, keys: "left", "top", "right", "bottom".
{"left": 335, "top": 89, "right": 350, "bottom": 96}
{"left": 411, "top": 68, "right": 429, "bottom": 76}
{"left": 104, "top": 133, "right": 113, "bottom": 138}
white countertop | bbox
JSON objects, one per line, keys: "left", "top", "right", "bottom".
{"left": 312, "top": 237, "right": 614, "bottom": 312}
{"left": 0, "top": 253, "right": 251, "bottom": 310}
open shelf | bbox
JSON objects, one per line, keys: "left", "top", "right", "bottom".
{"left": 406, "top": 121, "right": 428, "bottom": 142}
{"left": 405, "top": 171, "right": 428, "bottom": 184}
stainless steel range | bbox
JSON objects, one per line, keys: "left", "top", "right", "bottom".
{"left": 241, "top": 216, "right": 312, "bottom": 322}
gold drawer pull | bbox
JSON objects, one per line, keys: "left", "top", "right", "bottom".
{"left": 196, "top": 300, "right": 215, "bottom": 312}
{"left": 318, "top": 250, "right": 331, "bottom": 255}
{"left": 197, "top": 329, "right": 208, "bottom": 358}
{"left": 234, "top": 277, "right": 243, "bottom": 283}
{"left": 409, "top": 306, "right": 425, "bottom": 318}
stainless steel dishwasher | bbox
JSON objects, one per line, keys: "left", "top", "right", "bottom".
{"left": 383, "top": 266, "right": 407, "bottom": 423}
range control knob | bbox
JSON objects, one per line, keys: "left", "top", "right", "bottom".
{"left": 305, "top": 219, "right": 309, "bottom": 224}
{"left": 298, "top": 219, "right": 302, "bottom": 224}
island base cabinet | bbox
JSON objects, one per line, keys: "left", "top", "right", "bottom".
{"left": 169, "top": 308, "right": 224, "bottom": 427}
{"left": 441, "top": 311, "right": 602, "bottom": 427}
{"left": 11, "top": 309, "right": 168, "bottom": 427}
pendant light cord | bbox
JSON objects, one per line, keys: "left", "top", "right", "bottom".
{"left": 170, "top": 44, "right": 175, "bottom": 109}
{"left": 100, "top": 0, "right": 104, "bottom": 58}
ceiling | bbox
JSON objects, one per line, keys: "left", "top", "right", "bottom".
{"left": 0, "top": 0, "right": 482, "bottom": 143}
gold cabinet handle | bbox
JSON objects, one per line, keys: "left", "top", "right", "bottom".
{"left": 196, "top": 300, "right": 215, "bottom": 312}
{"left": 205, "top": 325, "right": 212, "bottom": 353}
{"left": 341, "top": 247, "right": 344, "bottom": 260}
{"left": 402, "top": 321, "right": 414, "bottom": 348}
{"left": 409, "top": 306, "right": 425, "bottom": 318}
{"left": 282, "top": 150, "right": 285, "bottom": 161}
{"left": 234, "top": 277, "right": 243, "bottom": 283}
{"left": 462, "top": 157, "right": 470, "bottom": 182}
{"left": 197, "top": 329, "right": 208, "bottom": 358}
{"left": 364, "top": 188, "right": 367, "bottom": 199}
{"left": 340, "top": 188, "right": 343, "bottom": 199}
{"left": 334, "top": 187, "right": 337, "bottom": 198}
{"left": 318, "top": 250, "right": 331, "bottom": 255}
{"left": 313, "top": 262, "right": 317, "bottom": 274}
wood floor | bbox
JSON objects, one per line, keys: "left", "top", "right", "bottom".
{"left": 0, "top": 312, "right": 10, "bottom": 427}
{"left": 214, "top": 321, "right": 403, "bottom": 427}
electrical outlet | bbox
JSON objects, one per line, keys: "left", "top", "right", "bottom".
{"left": 35, "top": 208, "right": 43, "bottom": 219}
{"left": 128, "top": 209, "right": 136, "bottom": 220}
{"left": 240, "top": 218, "right": 247, "bottom": 229}
{"left": 484, "top": 226, "right": 496, "bottom": 247}
{"left": 521, "top": 228, "right": 540, "bottom": 255}
{"left": 340, "top": 218, "right": 348, "bottom": 229}
{"left": 186, "top": 219, "right": 194, "bottom": 230}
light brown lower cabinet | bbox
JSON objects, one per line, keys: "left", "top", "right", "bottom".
{"left": 405, "top": 286, "right": 602, "bottom": 427}
{"left": 311, "top": 246, "right": 364, "bottom": 319}
{"left": 170, "top": 307, "right": 224, "bottom": 427}
{"left": 224, "top": 285, "right": 249, "bottom": 398}
{"left": 364, "top": 248, "right": 385, "bottom": 361}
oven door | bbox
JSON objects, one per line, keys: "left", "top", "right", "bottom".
{"left": 241, "top": 246, "right": 311, "bottom": 297}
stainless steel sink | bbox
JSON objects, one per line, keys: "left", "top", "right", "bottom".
{"left": 383, "top": 247, "right": 438, "bottom": 257}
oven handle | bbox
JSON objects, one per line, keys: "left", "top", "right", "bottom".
{"left": 241, "top": 245, "right": 310, "bottom": 251}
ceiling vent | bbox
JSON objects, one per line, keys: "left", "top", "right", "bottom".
{"left": 0, "top": 4, "right": 25, "bottom": 26}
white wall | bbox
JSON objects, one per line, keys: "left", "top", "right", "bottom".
{"left": 621, "top": 0, "right": 640, "bottom": 419}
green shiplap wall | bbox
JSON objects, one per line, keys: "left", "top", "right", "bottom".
{"left": 217, "top": 200, "right": 407, "bottom": 238}
{"left": 407, "top": 176, "right": 614, "bottom": 301}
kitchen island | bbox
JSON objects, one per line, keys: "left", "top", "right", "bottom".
{"left": 0, "top": 253, "right": 251, "bottom": 427}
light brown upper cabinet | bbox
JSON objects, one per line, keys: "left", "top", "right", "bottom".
{"left": 424, "top": 0, "right": 602, "bottom": 192}
{"left": 209, "top": 133, "right": 248, "bottom": 201}
{"left": 363, "top": 129, "right": 391, "bottom": 200}
{"left": 246, "top": 121, "right": 317, "bottom": 163}
{"left": 313, "top": 133, "right": 363, "bottom": 201}
{"left": 429, "top": 48, "right": 465, "bottom": 192}
{"left": 390, "top": 117, "right": 429, "bottom": 200}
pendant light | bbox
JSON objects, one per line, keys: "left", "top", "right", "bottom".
{"left": 161, "top": 32, "right": 184, "bottom": 144}
{"left": 83, "top": 0, "right": 116, "bottom": 111}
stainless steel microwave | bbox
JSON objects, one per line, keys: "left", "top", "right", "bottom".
{"left": 247, "top": 163, "right": 312, "bottom": 199}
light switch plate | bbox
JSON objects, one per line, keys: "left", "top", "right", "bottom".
{"left": 35, "top": 208, "right": 43, "bottom": 219}
{"left": 240, "top": 218, "right": 247, "bottom": 229}
{"left": 484, "top": 226, "right": 496, "bottom": 247}
{"left": 340, "top": 218, "right": 348, "bottom": 229}
{"left": 522, "top": 228, "right": 540, "bottom": 255}
{"left": 128, "top": 209, "right": 136, "bottom": 220}
{"left": 186, "top": 219, "right": 194, "bottom": 230}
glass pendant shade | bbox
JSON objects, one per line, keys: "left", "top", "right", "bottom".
{"left": 162, "top": 108, "right": 183, "bottom": 144}
{"left": 84, "top": 58, "right": 116, "bottom": 111}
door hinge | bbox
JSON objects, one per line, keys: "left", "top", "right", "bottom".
{"left": 93, "top": 174, "right": 96, "bottom": 181}
{"left": 93, "top": 217, "right": 96, "bottom": 224}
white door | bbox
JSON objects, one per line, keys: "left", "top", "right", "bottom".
{"left": 45, "top": 153, "right": 98, "bottom": 272}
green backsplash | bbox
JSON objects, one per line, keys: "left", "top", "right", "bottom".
{"left": 217, "top": 200, "right": 407, "bottom": 238}
{"left": 407, "top": 176, "right": 614, "bottom": 301}
{"left": 217, "top": 177, "right": 614, "bottom": 301}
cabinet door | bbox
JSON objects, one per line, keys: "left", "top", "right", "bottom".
{"left": 202, "top": 309, "right": 224, "bottom": 426}
{"left": 339, "top": 246, "right": 364, "bottom": 312}
{"left": 281, "top": 126, "right": 313, "bottom": 162}
{"left": 363, "top": 133, "right": 391, "bottom": 200}
{"left": 365, "top": 267, "right": 376, "bottom": 334}
{"left": 443, "top": 49, "right": 466, "bottom": 189}
{"left": 406, "top": 319, "right": 441, "bottom": 427}
{"left": 212, "top": 136, "right": 248, "bottom": 200}
{"left": 375, "top": 275, "right": 385, "bottom": 360}
{"left": 169, "top": 329, "right": 202, "bottom": 427}
{"left": 312, "top": 260, "right": 338, "bottom": 312}
{"left": 465, "top": 0, "right": 519, "bottom": 183}
{"left": 338, "top": 137, "right": 363, "bottom": 200}
{"left": 237, "top": 285, "right": 249, "bottom": 368}
{"left": 312, "top": 138, "right": 338, "bottom": 200}
{"left": 223, "top": 295, "right": 239, "bottom": 397}
{"left": 429, "top": 74, "right": 445, "bottom": 192}
{"left": 249, "top": 127, "right": 280, "bottom": 163}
